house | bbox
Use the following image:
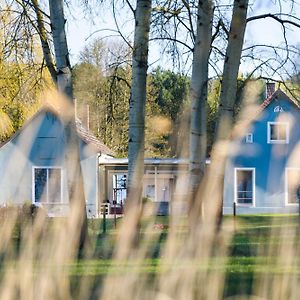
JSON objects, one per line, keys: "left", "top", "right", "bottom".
{"left": 223, "top": 86, "right": 300, "bottom": 214}
{"left": 0, "top": 106, "right": 114, "bottom": 217}
{"left": 98, "top": 157, "right": 189, "bottom": 215}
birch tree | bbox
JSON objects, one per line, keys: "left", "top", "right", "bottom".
{"left": 189, "top": 0, "right": 213, "bottom": 195}
{"left": 48, "top": 0, "right": 88, "bottom": 251}
{"left": 215, "top": 0, "right": 249, "bottom": 141}
{"left": 127, "top": 0, "right": 152, "bottom": 196}
{"left": 31, "top": 0, "right": 56, "bottom": 83}
{"left": 213, "top": 0, "right": 249, "bottom": 222}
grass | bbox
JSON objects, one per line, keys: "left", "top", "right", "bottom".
{"left": 2, "top": 213, "right": 298, "bottom": 299}
{"left": 61, "top": 214, "right": 300, "bottom": 298}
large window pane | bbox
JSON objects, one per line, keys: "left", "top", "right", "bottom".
{"left": 34, "top": 168, "right": 47, "bottom": 203}
{"left": 112, "top": 174, "right": 127, "bottom": 205}
{"left": 34, "top": 167, "right": 62, "bottom": 203}
{"left": 48, "top": 168, "right": 61, "bottom": 203}
{"left": 236, "top": 170, "right": 253, "bottom": 204}
{"left": 269, "top": 122, "right": 288, "bottom": 143}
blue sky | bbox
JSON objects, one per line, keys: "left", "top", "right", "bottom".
{"left": 65, "top": 1, "right": 300, "bottom": 77}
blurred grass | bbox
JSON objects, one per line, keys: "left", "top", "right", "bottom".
{"left": 3, "top": 214, "right": 298, "bottom": 298}
{"left": 65, "top": 215, "right": 300, "bottom": 298}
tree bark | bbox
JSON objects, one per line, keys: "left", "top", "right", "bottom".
{"left": 213, "top": 0, "right": 249, "bottom": 224}
{"left": 48, "top": 0, "right": 88, "bottom": 254}
{"left": 215, "top": 0, "right": 249, "bottom": 141}
{"left": 31, "top": 0, "right": 57, "bottom": 83}
{"left": 127, "top": 0, "right": 152, "bottom": 198}
{"left": 189, "top": 0, "right": 213, "bottom": 196}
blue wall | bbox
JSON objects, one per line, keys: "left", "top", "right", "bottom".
{"left": 0, "top": 109, "right": 99, "bottom": 217}
{"left": 224, "top": 94, "right": 300, "bottom": 214}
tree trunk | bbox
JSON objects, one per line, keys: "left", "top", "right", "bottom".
{"left": 127, "top": 0, "right": 152, "bottom": 199}
{"left": 31, "top": 0, "right": 57, "bottom": 83}
{"left": 215, "top": 0, "right": 249, "bottom": 141}
{"left": 48, "top": 0, "right": 88, "bottom": 254}
{"left": 213, "top": 0, "right": 249, "bottom": 224}
{"left": 189, "top": 0, "right": 213, "bottom": 197}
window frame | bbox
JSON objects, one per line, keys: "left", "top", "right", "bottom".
{"left": 245, "top": 133, "right": 253, "bottom": 143}
{"left": 32, "top": 166, "right": 63, "bottom": 204}
{"left": 267, "top": 121, "right": 289, "bottom": 144}
{"left": 234, "top": 168, "right": 255, "bottom": 207}
{"left": 110, "top": 170, "right": 128, "bottom": 206}
{"left": 285, "top": 167, "right": 300, "bottom": 206}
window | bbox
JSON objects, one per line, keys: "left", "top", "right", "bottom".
{"left": 245, "top": 133, "right": 253, "bottom": 143}
{"left": 33, "top": 167, "right": 62, "bottom": 203}
{"left": 112, "top": 173, "right": 127, "bottom": 205}
{"left": 267, "top": 122, "right": 289, "bottom": 144}
{"left": 286, "top": 168, "right": 300, "bottom": 205}
{"left": 145, "top": 184, "right": 155, "bottom": 200}
{"left": 235, "top": 168, "right": 255, "bottom": 205}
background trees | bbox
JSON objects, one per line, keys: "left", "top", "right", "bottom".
{"left": 0, "top": 3, "right": 50, "bottom": 141}
{"left": 73, "top": 39, "right": 131, "bottom": 156}
{"left": 72, "top": 41, "right": 190, "bottom": 158}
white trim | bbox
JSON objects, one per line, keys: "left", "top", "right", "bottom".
{"left": 32, "top": 166, "right": 63, "bottom": 204}
{"left": 285, "top": 167, "right": 300, "bottom": 206}
{"left": 144, "top": 173, "right": 174, "bottom": 179}
{"left": 267, "top": 121, "right": 289, "bottom": 144}
{"left": 274, "top": 106, "right": 284, "bottom": 112}
{"left": 245, "top": 133, "right": 253, "bottom": 143}
{"left": 234, "top": 168, "right": 256, "bottom": 207}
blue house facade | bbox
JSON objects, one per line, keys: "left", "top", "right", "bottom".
{"left": 0, "top": 106, "right": 113, "bottom": 217}
{"left": 224, "top": 89, "right": 300, "bottom": 214}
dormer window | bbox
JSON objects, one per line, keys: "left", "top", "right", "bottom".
{"left": 245, "top": 133, "right": 253, "bottom": 143}
{"left": 267, "top": 122, "right": 289, "bottom": 144}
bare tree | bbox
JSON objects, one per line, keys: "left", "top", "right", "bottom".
{"left": 31, "top": 0, "right": 56, "bottom": 82}
{"left": 189, "top": 0, "right": 213, "bottom": 196}
{"left": 127, "top": 0, "right": 152, "bottom": 198}
{"left": 212, "top": 0, "right": 249, "bottom": 223}
{"left": 215, "top": 0, "right": 249, "bottom": 142}
{"left": 48, "top": 0, "right": 88, "bottom": 252}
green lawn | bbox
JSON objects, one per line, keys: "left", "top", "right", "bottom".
{"left": 7, "top": 214, "right": 296, "bottom": 298}
{"left": 66, "top": 215, "right": 300, "bottom": 298}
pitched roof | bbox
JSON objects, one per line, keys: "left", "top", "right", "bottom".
{"left": 260, "top": 89, "right": 299, "bottom": 110}
{"left": 0, "top": 106, "right": 115, "bottom": 156}
{"left": 75, "top": 120, "right": 115, "bottom": 156}
{"left": 231, "top": 89, "right": 299, "bottom": 140}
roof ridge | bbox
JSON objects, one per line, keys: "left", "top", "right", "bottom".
{"left": 0, "top": 106, "right": 115, "bottom": 156}
{"left": 259, "top": 89, "right": 299, "bottom": 110}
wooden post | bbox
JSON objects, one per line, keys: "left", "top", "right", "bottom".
{"left": 233, "top": 201, "right": 236, "bottom": 217}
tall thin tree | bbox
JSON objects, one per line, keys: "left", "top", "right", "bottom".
{"left": 48, "top": 0, "right": 88, "bottom": 252}
{"left": 213, "top": 0, "right": 249, "bottom": 222}
{"left": 215, "top": 0, "right": 249, "bottom": 141}
{"left": 127, "top": 0, "right": 152, "bottom": 199}
{"left": 189, "top": 0, "right": 213, "bottom": 197}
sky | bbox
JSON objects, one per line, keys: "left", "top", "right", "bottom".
{"left": 65, "top": 0, "right": 300, "bottom": 77}
{"left": 65, "top": 1, "right": 134, "bottom": 66}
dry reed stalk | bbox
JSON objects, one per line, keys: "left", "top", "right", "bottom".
{"left": 0, "top": 83, "right": 299, "bottom": 300}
